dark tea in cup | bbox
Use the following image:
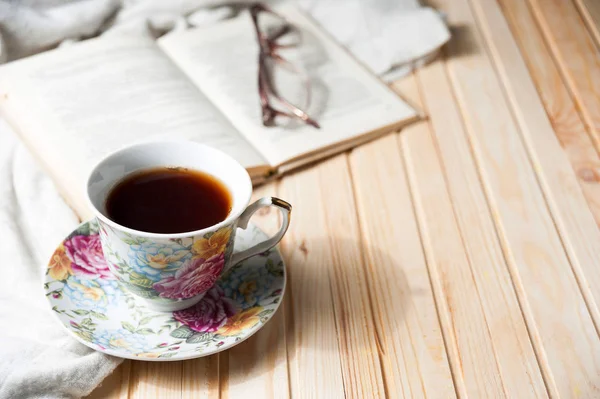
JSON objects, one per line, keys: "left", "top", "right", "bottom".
{"left": 105, "top": 167, "right": 232, "bottom": 234}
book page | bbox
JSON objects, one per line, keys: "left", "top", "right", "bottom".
{"left": 158, "top": 5, "right": 417, "bottom": 166}
{"left": 0, "top": 36, "right": 267, "bottom": 216}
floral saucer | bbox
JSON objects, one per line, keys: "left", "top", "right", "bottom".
{"left": 44, "top": 220, "right": 285, "bottom": 361}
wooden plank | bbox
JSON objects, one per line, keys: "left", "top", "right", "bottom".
{"left": 278, "top": 156, "right": 386, "bottom": 398}
{"left": 221, "top": 310, "right": 288, "bottom": 398}
{"left": 426, "top": 0, "right": 600, "bottom": 395}
{"left": 498, "top": 0, "right": 600, "bottom": 226}
{"left": 222, "top": 183, "right": 290, "bottom": 399}
{"left": 277, "top": 167, "right": 345, "bottom": 398}
{"left": 398, "top": 73, "right": 546, "bottom": 398}
{"left": 399, "top": 95, "right": 501, "bottom": 398}
{"left": 129, "top": 361, "right": 182, "bottom": 398}
{"left": 574, "top": 0, "right": 600, "bottom": 50}
{"left": 473, "top": 0, "right": 600, "bottom": 356}
{"left": 181, "top": 356, "right": 219, "bottom": 399}
{"left": 526, "top": 0, "right": 600, "bottom": 152}
{"left": 348, "top": 133, "right": 455, "bottom": 398}
{"left": 87, "top": 361, "right": 131, "bottom": 398}
{"left": 316, "top": 157, "right": 387, "bottom": 398}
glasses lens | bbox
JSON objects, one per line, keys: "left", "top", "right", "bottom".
{"left": 257, "top": 10, "right": 301, "bottom": 48}
{"left": 268, "top": 57, "right": 310, "bottom": 112}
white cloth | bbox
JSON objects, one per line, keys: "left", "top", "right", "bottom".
{"left": 0, "top": 122, "right": 121, "bottom": 399}
{"left": 0, "top": 0, "right": 450, "bottom": 77}
{"left": 0, "top": 1, "right": 449, "bottom": 398}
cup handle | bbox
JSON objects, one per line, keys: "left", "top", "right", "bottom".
{"left": 230, "top": 197, "right": 291, "bottom": 266}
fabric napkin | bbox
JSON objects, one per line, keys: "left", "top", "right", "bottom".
{"left": 0, "top": 1, "right": 449, "bottom": 397}
{"left": 0, "top": 125, "right": 121, "bottom": 399}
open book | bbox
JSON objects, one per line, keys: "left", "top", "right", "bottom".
{"left": 0, "top": 5, "right": 417, "bottom": 219}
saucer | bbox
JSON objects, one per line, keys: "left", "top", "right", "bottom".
{"left": 44, "top": 220, "right": 285, "bottom": 361}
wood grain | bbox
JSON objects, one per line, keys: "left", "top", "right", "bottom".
{"left": 526, "top": 0, "right": 600, "bottom": 152}
{"left": 399, "top": 72, "right": 546, "bottom": 397}
{"left": 128, "top": 361, "right": 182, "bottom": 398}
{"left": 401, "top": 103, "right": 502, "bottom": 398}
{"left": 574, "top": 0, "right": 600, "bottom": 50}
{"left": 280, "top": 155, "right": 387, "bottom": 398}
{"left": 427, "top": 0, "right": 600, "bottom": 395}
{"left": 497, "top": 0, "right": 600, "bottom": 226}
{"left": 279, "top": 157, "right": 388, "bottom": 398}
{"left": 181, "top": 356, "right": 219, "bottom": 399}
{"left": 88, "top": 360, "right": 131, "bottom": 398}
{"left": 277, "top": 166, "right": 345, "bottom": 398}
{"left": 314, "top": 157, "right": 387, "bottom": 398}
{"left": 348, "top": 133, "right": 455, "bottom": 398}
{"left": 472, "top": 0, "right": 600, "bottom": 358}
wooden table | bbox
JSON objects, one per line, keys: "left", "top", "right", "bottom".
{"left": 90, "top": 0, "right": 600, "bottom": 397}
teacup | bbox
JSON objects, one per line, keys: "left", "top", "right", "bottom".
{"left": 86, "top": 141, "right": 291, "bottom": 312}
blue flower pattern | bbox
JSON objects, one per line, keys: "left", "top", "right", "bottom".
{"left": 128, "top": 241, "right": 192, "bottom": 282}
{"left": 46, "top": 220, "right": 286, "bottom": 360}
{"left": 62, "top": 275, "right": 122, "bottom": 313}
{"left": 219, "top": 264, "right": 277, "bottom": 309}
{"left": 95, "top": 329, "right": 152, "bottom": 353}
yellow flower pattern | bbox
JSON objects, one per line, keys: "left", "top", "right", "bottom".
{"left": 192, "top": 227, "right": 232, "bottom": 260}
{"left": 109, "top": 337, "right": 130, "bottom": 349}
{"left": 48, "top": 245, "right": 73, "bottom": 281}
{"left": 135, "top": 352, "right": 161, "bottom": 358}
{"left": 238, "top": 281, "right": 258, "bottom": 304}
{"left": 70, "top": 281, "right": 106, "bottom": 302}
{"left": 144, "top": 251, "right": 188, "bottom": 269}
{"left": 217, "top": 306, "right": 263, "bottom": 337}
{"left": 45, "top": 221, "right": 285, "bottom": 360}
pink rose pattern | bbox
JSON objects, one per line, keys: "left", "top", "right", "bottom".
{"left": 64, "top": 234, "right": 114, "bottom": 280}
{"left": 173, "top": 286, "right": 237, "bottom": 332}
{"left": 46, "top": 221, "right": 286, "bottom": 360}
{"left": 153, "top": 253, "right": 225, "bottom": 299}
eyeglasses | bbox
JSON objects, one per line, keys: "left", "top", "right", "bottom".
{"left": 249, "top": 3, "right": 320, "bottom": 129}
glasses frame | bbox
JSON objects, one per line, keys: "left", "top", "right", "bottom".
{"left": 249, "top": 3, "right": 320, "bottom": 129}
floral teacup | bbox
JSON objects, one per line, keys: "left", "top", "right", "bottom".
{"left": 86, "top": 141, "right": 291, "bottom": 312}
